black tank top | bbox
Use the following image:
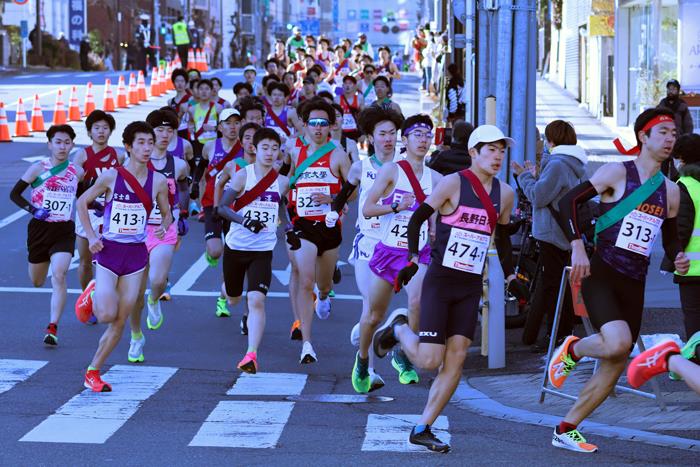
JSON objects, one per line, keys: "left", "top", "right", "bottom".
{"left": 432, "top": 172, "right": 500, "bottom": 276}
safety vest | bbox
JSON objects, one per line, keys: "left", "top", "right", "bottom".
{"left": 172, "top": 22, "right": 190, "bottom": 46}
{"left": 676, "top": 175, "right": 700, "bottom": 277}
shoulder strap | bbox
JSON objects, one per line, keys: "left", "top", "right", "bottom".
{"left": 289, "top": 141, "right": 337, "bottom": 188}
{"left": 207, "top": 141, "right": 243, "bottom": 177}
{"left": 194, "top": 102, "right": 215, "bottom": 138}
{"left": 397, "top": 160, "right": 427, "bottom": 204}
{"left": 116, "top": 167, "right": 153, "bottom": 216}
{"left": 461, "top": 169, "right": 498, "bottom": 233}
{"left": 233, "top": 169, "right": 279, "bottom": 211}
{"left": 262, "top": 100, "right": 291, "bottom": 136}
{"left": 31, "top": 160, "right": 70, "bottom": 188}
{"left": 594, "top": 170, "right": 664, "bottom": 242}
{"left": 363, "top": 82, "right": 374, "bottom": 98}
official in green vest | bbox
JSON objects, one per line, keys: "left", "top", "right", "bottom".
{"left": 672, "top": 133, "right": 700, "bottom": 339}
{"left": 172, "top": 16, "right": 190, "bottom": 69}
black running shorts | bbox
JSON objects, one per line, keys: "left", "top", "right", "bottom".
{"left": 223, "top": 247, "right": 273, "bottom": 297}
{"left": 27, "top": 219, "right": 76, "bottom": 264}
{"left": 292, "top": 217, "right": 342, "bottom": 256}
{"left": 418, "top": 263, "right": 483, "bottom": 344}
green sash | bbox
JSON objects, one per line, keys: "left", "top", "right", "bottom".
{"left": 233, "top": 158, "right": 249, "bottom": 169}
{"left": 31, "top": 160, "right": 70, "bottom": 188}
{"left": 289, "top": 141, "right": 337, "bottom": 188}
{"left": 594, "top": 170, "right": 664, "bottom": 243}
{"left": 363, "top": 83, "right": 374, "bottom": 99}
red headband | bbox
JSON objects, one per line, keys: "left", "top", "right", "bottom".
{"left": 612, "top": 115, "right": 674, "bottom": 155}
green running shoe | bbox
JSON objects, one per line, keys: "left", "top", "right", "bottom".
{"left": 392, "top": 349, "right": 419, "bottom": 384}
{"left": 205, "top": 252, "right": 219, "bottom": 267}
{"left": 216, "top": 297, "right": 231, "bottom": 317}
{"left": 671, "top": 331, "right": 700, "bottom": 380}
{"left": 352, "top": 352, "right": 370, "bottom": 394}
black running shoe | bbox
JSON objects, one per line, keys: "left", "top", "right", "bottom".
{"left": 333, "top": 265, "right": 342, "bottom": 284}
{"left": 240, "top": 315, "right": 248, "bottom": 335}
{"left": 409, "top": 425, "right": 450, "bottom": 453}
{"left": 372, "top": 308, "right": 408, "bottom": 358}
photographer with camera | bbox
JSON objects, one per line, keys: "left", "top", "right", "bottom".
{"left": 512, "top": 120, "right": 590, "bottom": 351}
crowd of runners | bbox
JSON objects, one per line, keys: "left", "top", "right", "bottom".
{"left": 8, "top": 32, "right": 700, "bottom": 455}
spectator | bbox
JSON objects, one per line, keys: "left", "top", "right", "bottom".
{"left": 412, "top": 30, "right": 427, "bottom": 75}
{"left": 658, "top": 79, "right": 694, "bottom": 136}
{"left": 354, "top": 33, "right": 374, "bottom": 59}
{"left": 79, "top": 34, "right": 91, "bottom": 71}
{"left": 172, "top": 15, "right": 190, "bottom": 68}
{"left": 512, "top": 120, "right": 589, "bottom": 349}
{"left": 421, "top": 32, "right": 435, "bottom": 94}
{"left": 426, "top": 120, "right": 473, "bottom": 175}
{"left": 445, "top": 63, "right": 465, "bottom": 125}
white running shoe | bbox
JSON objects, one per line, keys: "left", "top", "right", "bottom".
{"left": 551, "top": 427, "right": 598, "bottom": 453}
{"left": 300, "top": 341, "right": 318, "bottom": 364}
{"left": 146, "top": 297, "right": 163, "bottom": 330}
{"left": 315, "top": 296, "right": 331, "bottom": 320}
{"left": 128, "top": 335, "right": 146, "bottom": 363}
{"left": 368, "top": 368, "right": 385, "bottom": 392}
{"left": 350, "top": 322, "right": 360, "bottom": 346}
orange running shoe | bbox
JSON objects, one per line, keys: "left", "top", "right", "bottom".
{"left": 237, "top": 352, "right": 258, "bottom": 374}
{"left": 75, "top": 279, "right": 96, "bottom": 323}
{"left": 290, "top": 320, "right": 302, "bottom": 340}
{"left": 627, "top": 340, "right": 680, "bottom": 389}
{"left": 84, "top": 369, "right": 112, "bottom": 392}
{"left": 548, "top": 335, "right": 580, "bottom": 389}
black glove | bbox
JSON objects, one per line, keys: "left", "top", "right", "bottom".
{"left": 507, "top": 278, "right": 530, "bottom": 302}
{"left": 393, "top": 261, "right": 418, "bottom": 293}
{"left": 286, "top": 230, "right": 301, "bottom": 250}
{"left": 243, "top": 218, "right": 266, "bottom": 233}
{"left": 190, "top": 182, "right": 200, "bottom": 200}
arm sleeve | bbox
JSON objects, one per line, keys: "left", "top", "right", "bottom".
{"left": 193, "top": 157, "right": 208, "bottom": 184}
{"left": 331, "top": 180, "right": 358, "bottom": 212}
{"left": 661, "top": 217, "right": 682, "bottom": 263}
{"left": 279, "top": 161, "right": 291, "bottom": 176}
{"left": 10, "top": 180, "right": 35, "bottom": 214}
{"left": 494, "top": 223, "right": 515, "bottom": 277}
{"left": 407, "top": 203, "right": 434, "bottom": 257}
{"left": 177, "top": 178, "right": 190, "bottom": 214}
{"left": 215, "top": 188, "right": 246, "bottom": 224}
{"left": 556, "top": 181, "right": 598, "bottom": 242}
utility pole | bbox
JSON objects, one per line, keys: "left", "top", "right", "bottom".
{"left": 34, "top": 0, "right": 42, "bottom": 58}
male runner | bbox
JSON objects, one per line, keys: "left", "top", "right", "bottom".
{"left": 211, "top": 77, "right": 232, "bottom": 109}
{"left": 546, "top": 108, "right": 688, "bottom": 452}
{"left": 216, "top": 128, "right": 290, "bottom": 373}
{"left": 72, "top": 111, "right": 124, "bottom": 291}
{"left": 371, "top": 125, "right": 522, "bottom": 453}
{"left": 359, "top": 64, "right": 378, "bottom": 106}
{"left": 233, "top": 82, "right": 253, "bottom": 106}
{"left": 162, "top": 106, "right": 194, "bottom": 163}
{"left": 296, "top": 77, "right": 317, "bottom": 106}
{"left": 11, "top": 124, "right": 83, "bottom": 346}
{"left": 243, "top": 65, "right": 264, "bottom": 96}
{"left": 287, "top": 97, "right": 351, "bottom": 363}
{"left": 264, "top": 82, "right": 303, "bottom": 138}
{"left": 371, "top": 76, "right": 402, "bottom": 115}
{"left": 336, "top": 75, "right": 363, "bottom": 142}
{"left": 238, "top": 97, "right": 266, "bottom": 127}
{"left": 167, "top": 68, "right": 192, "bottom": 140}
{"left": 126, "top": 110, "right": 190, "bottom": 363}
{"left": 75, "top": 121, "right": 171, "bottom": 391}
{"left": 355, "top": 114, "right": 442, "bottom": 388}
{"left": 330, "top": 104, "right": 359, "bottom": 163}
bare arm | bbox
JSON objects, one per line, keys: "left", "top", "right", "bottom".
{"left": 362, "top": 162, "right": 400, "bottom": 217}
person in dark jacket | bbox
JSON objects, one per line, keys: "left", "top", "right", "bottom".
{"left": 658, "top": 79, "right": 694, "bottom": 136}
{"left": 426, "top": 120, "right": 473, "bottom": 175}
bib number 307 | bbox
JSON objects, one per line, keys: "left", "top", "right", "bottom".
{"left": 614, "top": 209, "right": 662, "bottom": 257}
{"left": 442, "top": 228, "right": 490, "bottom": 273}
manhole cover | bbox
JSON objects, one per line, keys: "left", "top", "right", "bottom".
{"left": 285, "top": 394, "right": 394, "bottom": 403}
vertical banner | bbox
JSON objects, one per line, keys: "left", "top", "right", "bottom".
{"left": 68, "top": 0, "right": 86, "bottom": 47}
{"left": 333, "top": 0, "right": 339, "bottom": 33}
{"left": 680, "top": 0, "right": 700, "bottom": 92}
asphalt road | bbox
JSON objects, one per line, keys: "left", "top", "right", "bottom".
{"left": 0, "top": 69, "right": 696, "bottom": 466}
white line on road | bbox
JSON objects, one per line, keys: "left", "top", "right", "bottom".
{"left": 169, "top": 253, "right": 210, "bottom": 294}
{"left": 13, "top": 75, "right": 39, "bottom": 80}
{"left": 0, "top": 210, "right": 28, "bottom": 229}
{"left": 189, "top": 401, "right": 295, "bottom": 448}
{"left": 227, "top": 372, "right": 307, "bottom": 396}
{"left": 75, "top": 73, "right": 98, "bottom": 78}
{"left": 45, "top": 74, "right": 69, "bottom": 78}
{"left": 20, "top": 365, "right": 177, "bottom": 444}
{"left": 0, "top": 359, "right": 47, "bottom": 395}
{"left": 361, "top": 414, "right": 450, "bottom": 452}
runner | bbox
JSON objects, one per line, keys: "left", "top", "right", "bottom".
{"left": 296, "top": 77, "right": 317, "bottom": 107}
{"left": 263, "top": 82, "right": 302, "bottom": 139}
{"left": 167, "top": 69, "right": 192, "bottom": 140}
{"left": 10, "top": 124, "right": 83, "bottom": 346}
{"left": 282, "top": 71, "right": 301, "bottom": 107}
{"left": 376, "top": 46, "right": 401, "bottom": 80}
{"left": 355, "top": 114, "right": 441, "bottom": 388}
{"left": 287, "top": 97, "right": 351, "bottom": 363}
{"left": 161, "top": 106, "right": 194, "bottom": 163}
{"left": 233, "top": 82, "right": 253, "bottom": 106}
{"left": 211, "top": 77, "right": 232, "bottom": 109}
{"left": 243, "top": 65, "right": 264, "bottom": 96}
{"left": 546, "top": 108, "right": 687, "bottom": 453}
{"left": 372, "top": 76, "right": 403, "bottom": 115}
{"left": 336, "top": 75, "right": 363, "bottom": 142}
{"left": 238, "top": 97, "right": 266, "bottom": 127}
{"left": 371, "top": 125, "right": 521, "bottom": 453}
{"left": 330, "top": 103, "right": 359, "bottom": 163}
{"left": 126, "top": 110, "right": 190, "bottom": 363}
{"left": 216, "top": 128, "right": 290, "bottom": 373}
{"left": 74, "top": 121, "right": 171, "bottom": 392}
{"left": 359, "top": 64, "right": 378, "bottom": 106}
{"left": 72, "top": 111, "right": 123, "bottom": 293}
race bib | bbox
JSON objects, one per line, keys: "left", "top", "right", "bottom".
{"left": 614, "top": 209, "right": 662, "bottom": 257}
{"left": 109, "top": 201, "right": 147, "bottom": 235}
{"left": 43, "top": 189, "right": 74, "bottom": 222}
{"left": 442, "top": 228, "right": 490, "bottom": 273}
{"left": 342, "top": 112, "right": 356, "bottom": 131}
{"left": 295, "top": 186, "right": 331, "bottom": 218}
{"left": 241, "top": 200, "right": 278, "bottom": 233}
{"left": 384, "top": 211, "right": 427, "bottom": 250}
{"left": 359, "top": 214, "right": 381, "bottom": 233}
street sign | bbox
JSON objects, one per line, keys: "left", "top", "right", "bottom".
{"left": 20, "top": 20, "right": 28, "bottom": 39}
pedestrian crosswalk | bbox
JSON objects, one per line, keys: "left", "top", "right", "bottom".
{"left": 1, "top": 359, "right": 450, "bottom": 451}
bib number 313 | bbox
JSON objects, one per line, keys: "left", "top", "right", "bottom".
{"left": 614, "top": 209, "right": 662, "bottom": 257}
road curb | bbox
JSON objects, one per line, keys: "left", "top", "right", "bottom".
{"left": 452, "top": 377, "right": 700, "bottom": 452}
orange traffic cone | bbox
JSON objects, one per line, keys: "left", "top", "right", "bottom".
{"left": 30, "top": 94, "right": 46, "bottom": 132}
{"left": 0, "top": 102, "right": 11, "bottom": 142}
{"left": 187, "top": 48, "right": 195, "bottom": 70}
{"left": 103, "top": 79, "right": 116, "bottom": 112}
{"left": 68, "top": 86, "right": 81, "bottom": 121}
{"left": 137, "top": 71, "right": 148, "bottom": 101}
{"left": 84, "top": 82, "right": 96, "bottom": 116}
{"left": 196, "top": 49, "right": 205, "bottom": 71}
{"left": 166, "top": 62, "right": 175, "bottom": 91}
{"left": 128, "top": 73, "right": 139, "bottom": 106}
{"left": 53, "top": 90, "right": 68, "bottom": 125}
{"left": 116, "top": 75, "right": 128, "bottom": 109}
{"left": 150, "top": 68, "right": 160, "bottom": 98}
{"left": 158, "top": 66, "right": 167, "bottom": 94}
{"left": 14, "top": 98, "right": 31, "bottom": 137}
{"left": 173, "top": 55, "right": 182, "bottom": 70}
{"left": 201, "top": 50, "right": 209, "bottom": 72}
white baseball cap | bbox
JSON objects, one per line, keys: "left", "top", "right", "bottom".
{"left": 467, "top": 125, "right": 515, "bottom": 150}
{"left": 219, "top": 108, "right": 241, "bottom": 122}
{"left": 243, "top": 65, "right": 257, "bottom": 74}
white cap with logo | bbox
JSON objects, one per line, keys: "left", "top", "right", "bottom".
{"left": 467, "top": 125, "right": 515, "bottom": 150}
{"left": 219, "top": 108, "right": 241, "bottom": 122}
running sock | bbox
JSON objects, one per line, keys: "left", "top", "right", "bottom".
{"left": 557, "top": 421, "right": 577, "bottom": 434}
{"left": 147, "top": 294, "right": 157, "bottom": 305}
{"left": 88, "top": 366, "right": 98, "bottom": 372}
{"left": 246, "top": 347, "right": 257, "bottom": 354}
{"left": 414, "top": 424, "right": 428, "bottom": 434}
{"left": 665, "top": 350, "right": 680, "bottom": 365}
{"left": 569, "top": 340, "right": 582, "bottom": 362}
{"left": 132, "top": 331, "right": 143, "bottom": 340}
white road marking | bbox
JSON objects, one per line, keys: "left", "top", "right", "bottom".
{"left": 75, "top": 73, "right": 97, "bottom": 78}
{"left": 189, "top": 401, "right": 295, "bottom": 448}
{"left": 14, "top": 75, "right": 39, "bottom": 80}
{"left": 45, "top": 74, "right": 69, "bottom": 78}
{"left": 0, "top": 210, "right": 29, "bottom": 229}
{"left": 361, "top": 414, "right": 450, "bottom": 452}
{"left": 0, "top": 359, "right": 48, "bottom": 395}
{"left": 169, "top": 253, "right": 210, "bottom": 294}
{"left": 227, "top": 372, "right": 307, "bottom": 396}
{"left": 20, "top": 365, "right": 177, "bottom": 444}
{"left": 272, "top": 263, "right": 292, "bottom": 286}
{"left": 22, "top": 156, "right": 49, "bottom": 163}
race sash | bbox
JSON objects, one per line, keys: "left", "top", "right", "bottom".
{"left": 207, "top": 141, "right": 243, "bottom": 178}
{"left": 363, "top": 82, "right": 374, "bottom": 99}
{"left": 397, "top": 160, "right": 427, "bottom": 204}
{"left": 289, "top": 141, "right": 337, "bottom": 188}
{"left": 31, "top": 160, "right": 70, "bottom": 188}
{"left": 262, "top": 101, "right": 291, "bottom": 136}
{"left": 233, "top": 169, "right": 279, "bottom": 211}
{"left": 116, "top": 167, "right": 153, "bottom": 217}
{"left": 460, "top": 169, "right": 498, "bottom": 233}
{"left": 194, "top": 102, "right": 215, "bottom": 139}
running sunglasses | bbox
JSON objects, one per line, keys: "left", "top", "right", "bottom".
{"left": 308, "top": 118, "right": 330, "bottom": 127}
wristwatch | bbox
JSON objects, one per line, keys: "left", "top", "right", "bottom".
{"left": 391, "top": 202, "right": 400, "bottom": 214}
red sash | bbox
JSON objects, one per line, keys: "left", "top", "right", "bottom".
{"left": 194, "top": 102, "right": 215, "bottom": 139}
{"left": 397, "top": 160, "right": 427, "bottom": 204}
{"left": 232, "top": 169, "right": 279, "bottom": 211}
{"left": 460, "top": 169, "right": 498, "bottom": 233}
{"left": 207, "top": 141, "right": 243, "bottom": 178}
{"left": 116, "top": 167, "right": 153, "bottom": 217}
{"left": 262, "top": 100, "right": 291, "bottom": 136}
